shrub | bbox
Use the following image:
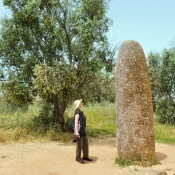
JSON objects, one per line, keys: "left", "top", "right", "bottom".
{"left": 156, "top": 98, "right": 175, "bottom": 125}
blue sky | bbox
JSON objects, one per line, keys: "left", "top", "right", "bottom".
{"left": 0, "top": 0, "right": 175, "bottom": 56}
{"left": 107, "top": 0, "right": 175, "bottom": 56}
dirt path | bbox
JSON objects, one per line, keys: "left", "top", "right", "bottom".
{"left": 0, "top": 137, "right": 175, "bottom": 175}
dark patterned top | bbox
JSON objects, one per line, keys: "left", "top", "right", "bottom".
{"left": 74, "top": 109, "right": 87, "bottom": 136}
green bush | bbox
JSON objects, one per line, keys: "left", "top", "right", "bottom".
{"left": 32, "top": 103, "right": 54, "bottom": 133}
{"left": 156, "top": 98, "right": 175, "bottom": 125}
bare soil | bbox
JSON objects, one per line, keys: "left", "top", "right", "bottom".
{"left": 0, "top": 136, "right": 175, "bottom": 175}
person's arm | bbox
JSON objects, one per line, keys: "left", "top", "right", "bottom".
{"left": 74, "top": 114, "right": 80, "bottom": 138}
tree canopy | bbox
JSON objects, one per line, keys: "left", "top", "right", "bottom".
{"left": 148, "top": 48, "right": 175, "bottom": 124}
{"left": 0, "top": 0, "right": 116, "bottom": 129}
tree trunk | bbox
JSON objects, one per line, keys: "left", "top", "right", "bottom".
{"left": 53, "top": 94, "right": 65, "bottom": 130}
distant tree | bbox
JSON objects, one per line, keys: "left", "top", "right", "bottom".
{"left": 0, "top": 0, "right": 116, "bottom": 129}
{"left": 147, "top": 52, "right": 161, "bottom": 111}
{"left": 148, "top": 49, "right": 175, "bottom": 124}
{"left": 87, "top": 71, "right": 115, "bottom": 103}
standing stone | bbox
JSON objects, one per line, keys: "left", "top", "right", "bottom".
{"left": 116, "top": 40, "right": 155, "bottom": 161}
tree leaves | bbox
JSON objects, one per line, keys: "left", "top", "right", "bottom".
{"left": 33, "top": 63, "right": 78, "bottom": 100}
{"left": 148, "top": 48, "right": 175, "bottom": 124}
{"left": 0, "top": 0, "right": 117, "bottom": 126}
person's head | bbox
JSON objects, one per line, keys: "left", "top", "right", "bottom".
{"left": 74, "top": 99, "right": 83, "bottom": 110}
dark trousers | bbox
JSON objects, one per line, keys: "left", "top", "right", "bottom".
{"left": 76, "top": 136, "right": 89, "bottom": 160}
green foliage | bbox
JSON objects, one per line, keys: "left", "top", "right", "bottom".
{"left": 0, "top": 0, "right": 117, "bottom": 127}
{"left": 148, "top": 48, "right": 175, "bottom": 124}
{"left": 115, "top": 157, "right": 137, "bottom": 167}
{"left": 147, "top": 52, "right": 161, "bottom": 111}
{"left": 115, "top": 157, "right": 160, "bottom": 168}
{"left": 33, "top": 63, "right": 78, "bottom": 100}
{"left": 0, "top": 94, "right": 28, "bottom": 114}
{"left": 88, "top": 72, "right": 116, "bottom": 103}
{"left": 31, "top": 102, "right": 55, "bottom": 133}
{"left": 156, "top": 98, "right": 175, "bottom": 125}
{"left": 2, "top": 77, "right": 33, "bottom": 106}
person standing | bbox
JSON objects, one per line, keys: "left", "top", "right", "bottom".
{"left": 74, "top": 99, "right": 92, "bottom": 164}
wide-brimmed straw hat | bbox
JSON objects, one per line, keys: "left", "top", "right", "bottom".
{"left": 74, "top": 99, "right": 82, "bottom": 109}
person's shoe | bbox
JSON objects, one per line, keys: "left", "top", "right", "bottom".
{"left": 82, "top": 157, "right": 92, "bottom": 161}
{"left": 76, "top": 158, "right": 84, "bottom": 164}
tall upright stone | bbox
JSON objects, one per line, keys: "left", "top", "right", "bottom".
{"left": 116, "top": 40, "right": 155, "bottom": 161}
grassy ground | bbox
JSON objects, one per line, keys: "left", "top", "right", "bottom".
{"left": 0, "top": 99, "right": 175, "bottom": 145}
{"left": 154, "top": 115, "right": 175, "bottom": 144}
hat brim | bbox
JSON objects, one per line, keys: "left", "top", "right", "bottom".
{"left": 75, "top": 99, "right": 82, "bottom": 109}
